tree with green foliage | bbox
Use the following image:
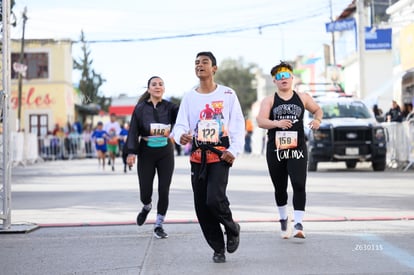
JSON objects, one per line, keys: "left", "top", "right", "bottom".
{"left": 215, "top": 57, "right": 257, "bottom": 117}
{"left": 73, "top": 30, "right": 109, "bottom": 112}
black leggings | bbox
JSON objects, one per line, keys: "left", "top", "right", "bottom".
{"left": 191, "top": 161, "right": 238, "bottom": 253}
{"left": 137, "top": 140, "right": 174, "bottom": 216}
{"left": 266, "top": 143, "right": 308, "bottom": 211}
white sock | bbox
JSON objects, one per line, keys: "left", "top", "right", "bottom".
{"left": 294, "top": 210, "right": 305, "bottom": 225}
{"left": 155, "top": 214, "right": 165, "bottom": 228}
{"left": 278, "top": 205, "right": 288, "bottom": 220}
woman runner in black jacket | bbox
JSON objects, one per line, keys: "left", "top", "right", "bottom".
{"left": 125, "top": 76, "right": 179, "bottom": 239}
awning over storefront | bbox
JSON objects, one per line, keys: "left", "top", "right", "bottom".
{"left": 75, "top": 103, "right": 101, "bottom": 115}
{"left": 109, "top": 105, "right": 134, "bottom": 116}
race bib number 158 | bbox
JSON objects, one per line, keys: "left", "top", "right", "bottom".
{"left": 275, "top": 131, "right": 298, "bottom": 150}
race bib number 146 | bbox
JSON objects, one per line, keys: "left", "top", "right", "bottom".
{"left": 150, "top": 123, "right": 171, "bottom": 137}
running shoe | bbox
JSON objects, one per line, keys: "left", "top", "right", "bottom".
{"left": 280, "top": 217, "right": 292, "bottom": 239}
{"left": 153, "top": 227, "right": 168, "bottom": 239}
{"left": 293, "top": 223, "right": 306, "bottom": 239}
{"left": 226, "top": 223, "right": 240, "bottom": 253}
{"left": 136, "top": 208, "right": 150, "bottom": 226}
{"left": 212, "top": 250, "right": 226, "bottom": 263}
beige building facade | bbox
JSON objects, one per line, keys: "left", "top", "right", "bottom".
{"left": 9, "top": 39, "right": 76, "bottom": 136}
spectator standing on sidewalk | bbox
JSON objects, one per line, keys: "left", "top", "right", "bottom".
{"left": 256, "top": 61, "right": 323, "bottom": 240}
{"left": 402, "top": 103, "right": 413, "bottom": 120}
{"left": 125, "top": 76, "right": 179, "bottom": 239}
{"left": 385, "top": 100, "right": 403, "bottom": 122}
{"left": 173, "top": 51, "right": 244, "bottom": 263}
{"left": 82, "top": 124, "right": 93, "bottom": 158}
{"left": 67, "top": 126, "right": 80, "bottom": 159}
{"left": 51, "top": 124, "right": 64, "bottom": 159}
{"left": 52, "top": 123, "right": 60, "bottom": 136}
{"left": 372, "top": 104, "right": 384, "bottom": 122}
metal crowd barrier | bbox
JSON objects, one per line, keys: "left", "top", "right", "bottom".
{"left": 402, "top": 118, "right": 414, "bottom": 171}
{"left": 381, "top": 120, "right": 413, "bottom": 171}
{"left": 11, "top": 132, "right": 40, "bottom": 165}
{"left": 37, "top": 135, "right": 97, "bottom": 160}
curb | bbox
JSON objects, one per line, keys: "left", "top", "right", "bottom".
{"left": 34, "top": 216, "right": 414, "bottom": 228}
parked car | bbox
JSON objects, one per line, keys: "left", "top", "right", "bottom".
{"left": 306, "top": 97, "right": 387, "bottom": 171}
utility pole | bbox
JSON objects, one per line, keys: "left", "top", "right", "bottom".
{"left": 1, "top": 0, "right": 12, "bottom": 230}
{"left": 357, "top": 0, "right": 367, "bottom": 99}
{"left": 1, "top": 3, "right": 37, "bottom": 233}
{"left": 330, "top": 0, "right": 336, "bottom": 66}
{"left": 17, "top": 6, "right": 27, "bottom": 131}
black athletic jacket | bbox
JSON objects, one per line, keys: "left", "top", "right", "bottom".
{"left": 125, "top": 100, "right": 179, "bottom": 155}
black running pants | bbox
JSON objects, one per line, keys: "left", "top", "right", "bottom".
{"left": 137, "top": 140, "right": 174, "bottom": 216}
{"left": 266, "top": 143, "right": 308, "bottom": 211}
{"left": 190, "top": 161, "right": 238, "bottom": 252}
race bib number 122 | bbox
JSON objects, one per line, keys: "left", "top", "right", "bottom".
{"left": 197, "top": 120, "right": 219, "bottom": 143}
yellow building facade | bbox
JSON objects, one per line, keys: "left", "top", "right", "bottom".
{"left": 10, "top": 39, "right": 76, "bottom": 136}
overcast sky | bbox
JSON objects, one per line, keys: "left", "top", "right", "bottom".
{"left": 11, "top": 0, "right": 351, "bottom": 98}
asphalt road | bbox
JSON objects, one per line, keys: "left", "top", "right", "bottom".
{"left": 1, "top": 155, "right": 413, "bottom": 274}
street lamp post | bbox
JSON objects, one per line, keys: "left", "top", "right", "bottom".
{"left": 330, "top": 0, "right": 337, "bottom": 66}
{"left": 357, "top": 0, "right": 367, "bottom": 99}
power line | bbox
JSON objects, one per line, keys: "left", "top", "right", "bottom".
{"left": 81, "top": 10, "right": 329, "bottom": 44}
